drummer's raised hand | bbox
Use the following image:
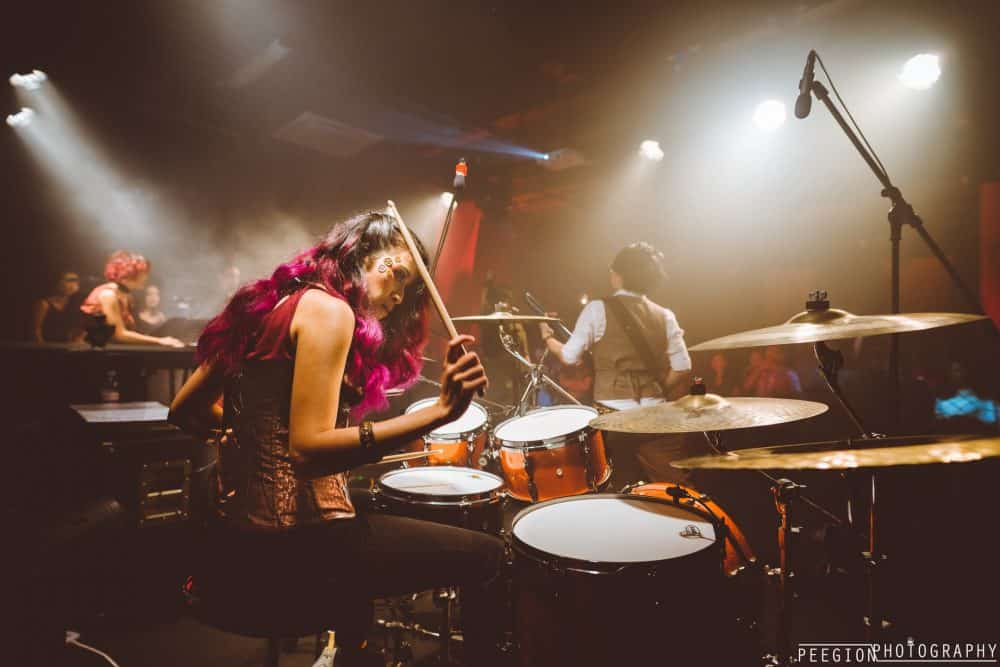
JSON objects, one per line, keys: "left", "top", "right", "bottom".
{"left": 437, "top": 334, "right": 488, "bottom": 422}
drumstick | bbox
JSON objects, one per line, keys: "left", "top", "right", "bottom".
{"left": 377, "top": 449, "right": 445, "bottom": 464}
{"left": 386, "top": 200, "right": 484, "bottom": 395}
{"left": 387, "top": 200, "right": 460, "bottom": 341}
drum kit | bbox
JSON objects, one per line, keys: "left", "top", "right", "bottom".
{"left": 359, "top": 293, "right": 994, "bottom": 666}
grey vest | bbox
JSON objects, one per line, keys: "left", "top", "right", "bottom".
{"left": 592, "top": 295, "right": 668, "bottom": 402}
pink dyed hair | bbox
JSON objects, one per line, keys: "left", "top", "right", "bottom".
{"left": 196, "top": 212, "right": 430, "bottom": 419}
{"left": 104, "top": 251, "right": 150, "bottom": 282}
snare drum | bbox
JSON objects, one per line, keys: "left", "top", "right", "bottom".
{"left": 375, "top": 467, "right": 504, "bottom": 533}
{"left": 625, "top": 482, "right": 755, "bottom": 576}
{"left": 403, "top": 398, "right": 490, "bottom": 468}
{"left": 493, "top": 405, "right": 611, "bottom": 502}
{"left": 510, "top": 494, "right": 741, "bottom": 666}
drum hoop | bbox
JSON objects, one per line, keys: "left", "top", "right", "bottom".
{"left": 377, "top": 467, "right": 504, "bottom": 506}
{"left": 493, "top": 405, "right": 598, "bottom": 450}
{"left": 510, "top": 493, "right": 719, "bottom": 573}
{"left": 406, "top": 400, "right": 488, "bottom": 441}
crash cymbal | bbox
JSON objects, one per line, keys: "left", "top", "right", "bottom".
{"left": 671, "top": 434, "right": 1000, "bottom": 470}
{"left": 588, "top": 392, "right": 829, "bottom": 434}
{"left": 453, "top": 311, "right": 560, "bottom": 324}
{"left": 689, "top": 307, "right": 986, "bottom": 352}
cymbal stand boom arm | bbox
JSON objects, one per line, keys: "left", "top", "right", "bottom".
{"left": 813, "top": 341, "right": 870, "bottom": 439}
{"left": 498, "top": 328, "right": 580, "bottom": 415}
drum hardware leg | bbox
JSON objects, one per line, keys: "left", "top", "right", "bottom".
{"left": 771, "top": 478, "right": 804, "bottom": 665}
{"left": 863, "top": 471, "right": 891, "bottom": 638}
{"left": 523, "top": 451, "right": 539, "bottom": 503}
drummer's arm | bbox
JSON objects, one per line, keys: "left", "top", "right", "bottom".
{"left": 286, "top": 291, "right": 464, "bottom": 466}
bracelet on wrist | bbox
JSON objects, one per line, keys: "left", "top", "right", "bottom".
{"left": 359, "top": 420, "right": 376, "bottom": 453}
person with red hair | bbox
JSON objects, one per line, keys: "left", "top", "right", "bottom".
{"left": 80, "top": 251, "right": 184, "bottom": 347}
{"left": 169, "top": 212, "right": 502, "bottom": 666}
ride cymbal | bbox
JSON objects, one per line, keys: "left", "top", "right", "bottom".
{"left": 671, "top": 434, "right": 1000, "bottom": 470}
{"left": 689, "top": 309, "right": 986, "bottom": 352}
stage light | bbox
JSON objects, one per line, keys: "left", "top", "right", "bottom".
{"left": 542, "top": 153, "right": 550, "bottom": 161}
{"left": 579, "top": 293, "right": 589, "bottom": 305}
{"left": 6, "top": 107, "right": 35, "bottom": 127}
{"left": 439, "top": 192, "right": 454, "bottom": 207}
{"left": 753, "top": 100, "right": 786, "bottom": 131}
{"left": 638, "top": 140, "right": 664, "bottom": 162}
{"left": 899, "top": 54, "right": 940, "bottom": 90}
{"left": 9, "top": 69, "right": 47, "bottom": 90}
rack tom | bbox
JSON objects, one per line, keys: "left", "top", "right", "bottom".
{"left": 493, "top": 405, "right": 611, "bottom": 502}
{"left": 403, "top": 398, "right": 490, "bottom": 469}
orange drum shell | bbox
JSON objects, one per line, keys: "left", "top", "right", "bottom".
{"left": 406, "top": 430, "right": 489, "bottom": 469}
{"left": 627, "top": 482, "right": 753, "bottom": 575}
{"left": 499, "top": 430, "right": 611, "bottom": 502}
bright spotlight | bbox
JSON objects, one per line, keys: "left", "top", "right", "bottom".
{"left": 9, "top": 69, "right": 47, "bottom": 90}
{"left": 579, "top": 293, "right": 589, "bottom": 306}
{"left": 6, "top": 107, "right": 35, "bottom": 128}
{"left": 899, "top": 54, "right": 940, "bottom": 90}
{"left": 439, "top": 192, "right": 454, "bottom": 207}
{"left": 638, "top": 140, "right": 664, "bottom": 162}
{"left": 753, "top": 100, "right": 786, "bottom": 131}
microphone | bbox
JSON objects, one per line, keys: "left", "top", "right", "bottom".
{"left": 453, "top": 158, "right": 468, "bottom": 190}
{"left": 524, "top": 291, "right": 573, "bottom": 340}
{"left": 795, "top": 50, "right": 817, "bottom": 119}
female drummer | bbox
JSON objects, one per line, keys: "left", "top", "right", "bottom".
{"left": 169, "top": 211, "right": 503, "bottom": 666}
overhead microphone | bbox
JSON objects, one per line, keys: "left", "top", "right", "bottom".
{"left": 795, "top": 50, "right": 818, "bottom": 119}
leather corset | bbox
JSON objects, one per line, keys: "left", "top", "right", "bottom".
{"left": 218, "top": 359, "right": 356, "bottom": 529}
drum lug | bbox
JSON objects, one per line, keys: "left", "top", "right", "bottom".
{"left": 466, "top": 435, "right": 476, "bottom": 468}
{"left": 524, "top": 451, "right": 539, "bottom": 503}
{"left": 580, "top": 434, "right": 596, "bottom": 493}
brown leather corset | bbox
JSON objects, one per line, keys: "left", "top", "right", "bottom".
{"left": 218, "top": 359, "right": 357, "bottom": 529}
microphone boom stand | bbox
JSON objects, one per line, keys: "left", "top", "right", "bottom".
{"left": 808, "top": 79, "right": 983, "bottom": 428}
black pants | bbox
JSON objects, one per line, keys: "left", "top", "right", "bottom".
{"left": 203, "top": 513, "right": 506, "bottom": 664}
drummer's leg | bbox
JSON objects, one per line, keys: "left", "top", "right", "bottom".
{"left": 346, "top": 513, "right": 506, "bottom": 664}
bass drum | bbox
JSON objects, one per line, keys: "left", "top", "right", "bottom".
{"left": 510, "top": 494, "right": 751, "bottom": 667}
{"left": 624, "top": 482, "right": 755, "bottom": 576}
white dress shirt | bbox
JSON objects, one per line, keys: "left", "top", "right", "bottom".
{"left": 560, "top": 289, "right": 692, "bottom": 411}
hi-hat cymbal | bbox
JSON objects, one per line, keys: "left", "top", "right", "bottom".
{"left": 588, "top": 392, "right": 829, "bottom": 434}
{"left": 453, "top": 311, "right": 559, "bottom": 324}
{"left": 689, "top": 309, "right": 986, "bottom": 352}
{"left": 671, "top": 434, "right": 1000, "bottom": 470}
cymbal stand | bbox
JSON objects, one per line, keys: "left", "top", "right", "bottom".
{"left": 415, "top": 375, "right": 513, "bottom": 413}
{"left": 701, "top": 431, "right": 843, "bottom": 666}
{"left": 497, "top": 327, "right": 580, "bottom": 415}
{"left": 769, "top": 479, "right": 804, "bottom": 665}
{"left": 811, "top": 336, "right": 889, "bottom": 638}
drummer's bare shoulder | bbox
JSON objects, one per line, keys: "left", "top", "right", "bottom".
{"left": 290, "top": 288, "right": 356, "bottom": 343}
